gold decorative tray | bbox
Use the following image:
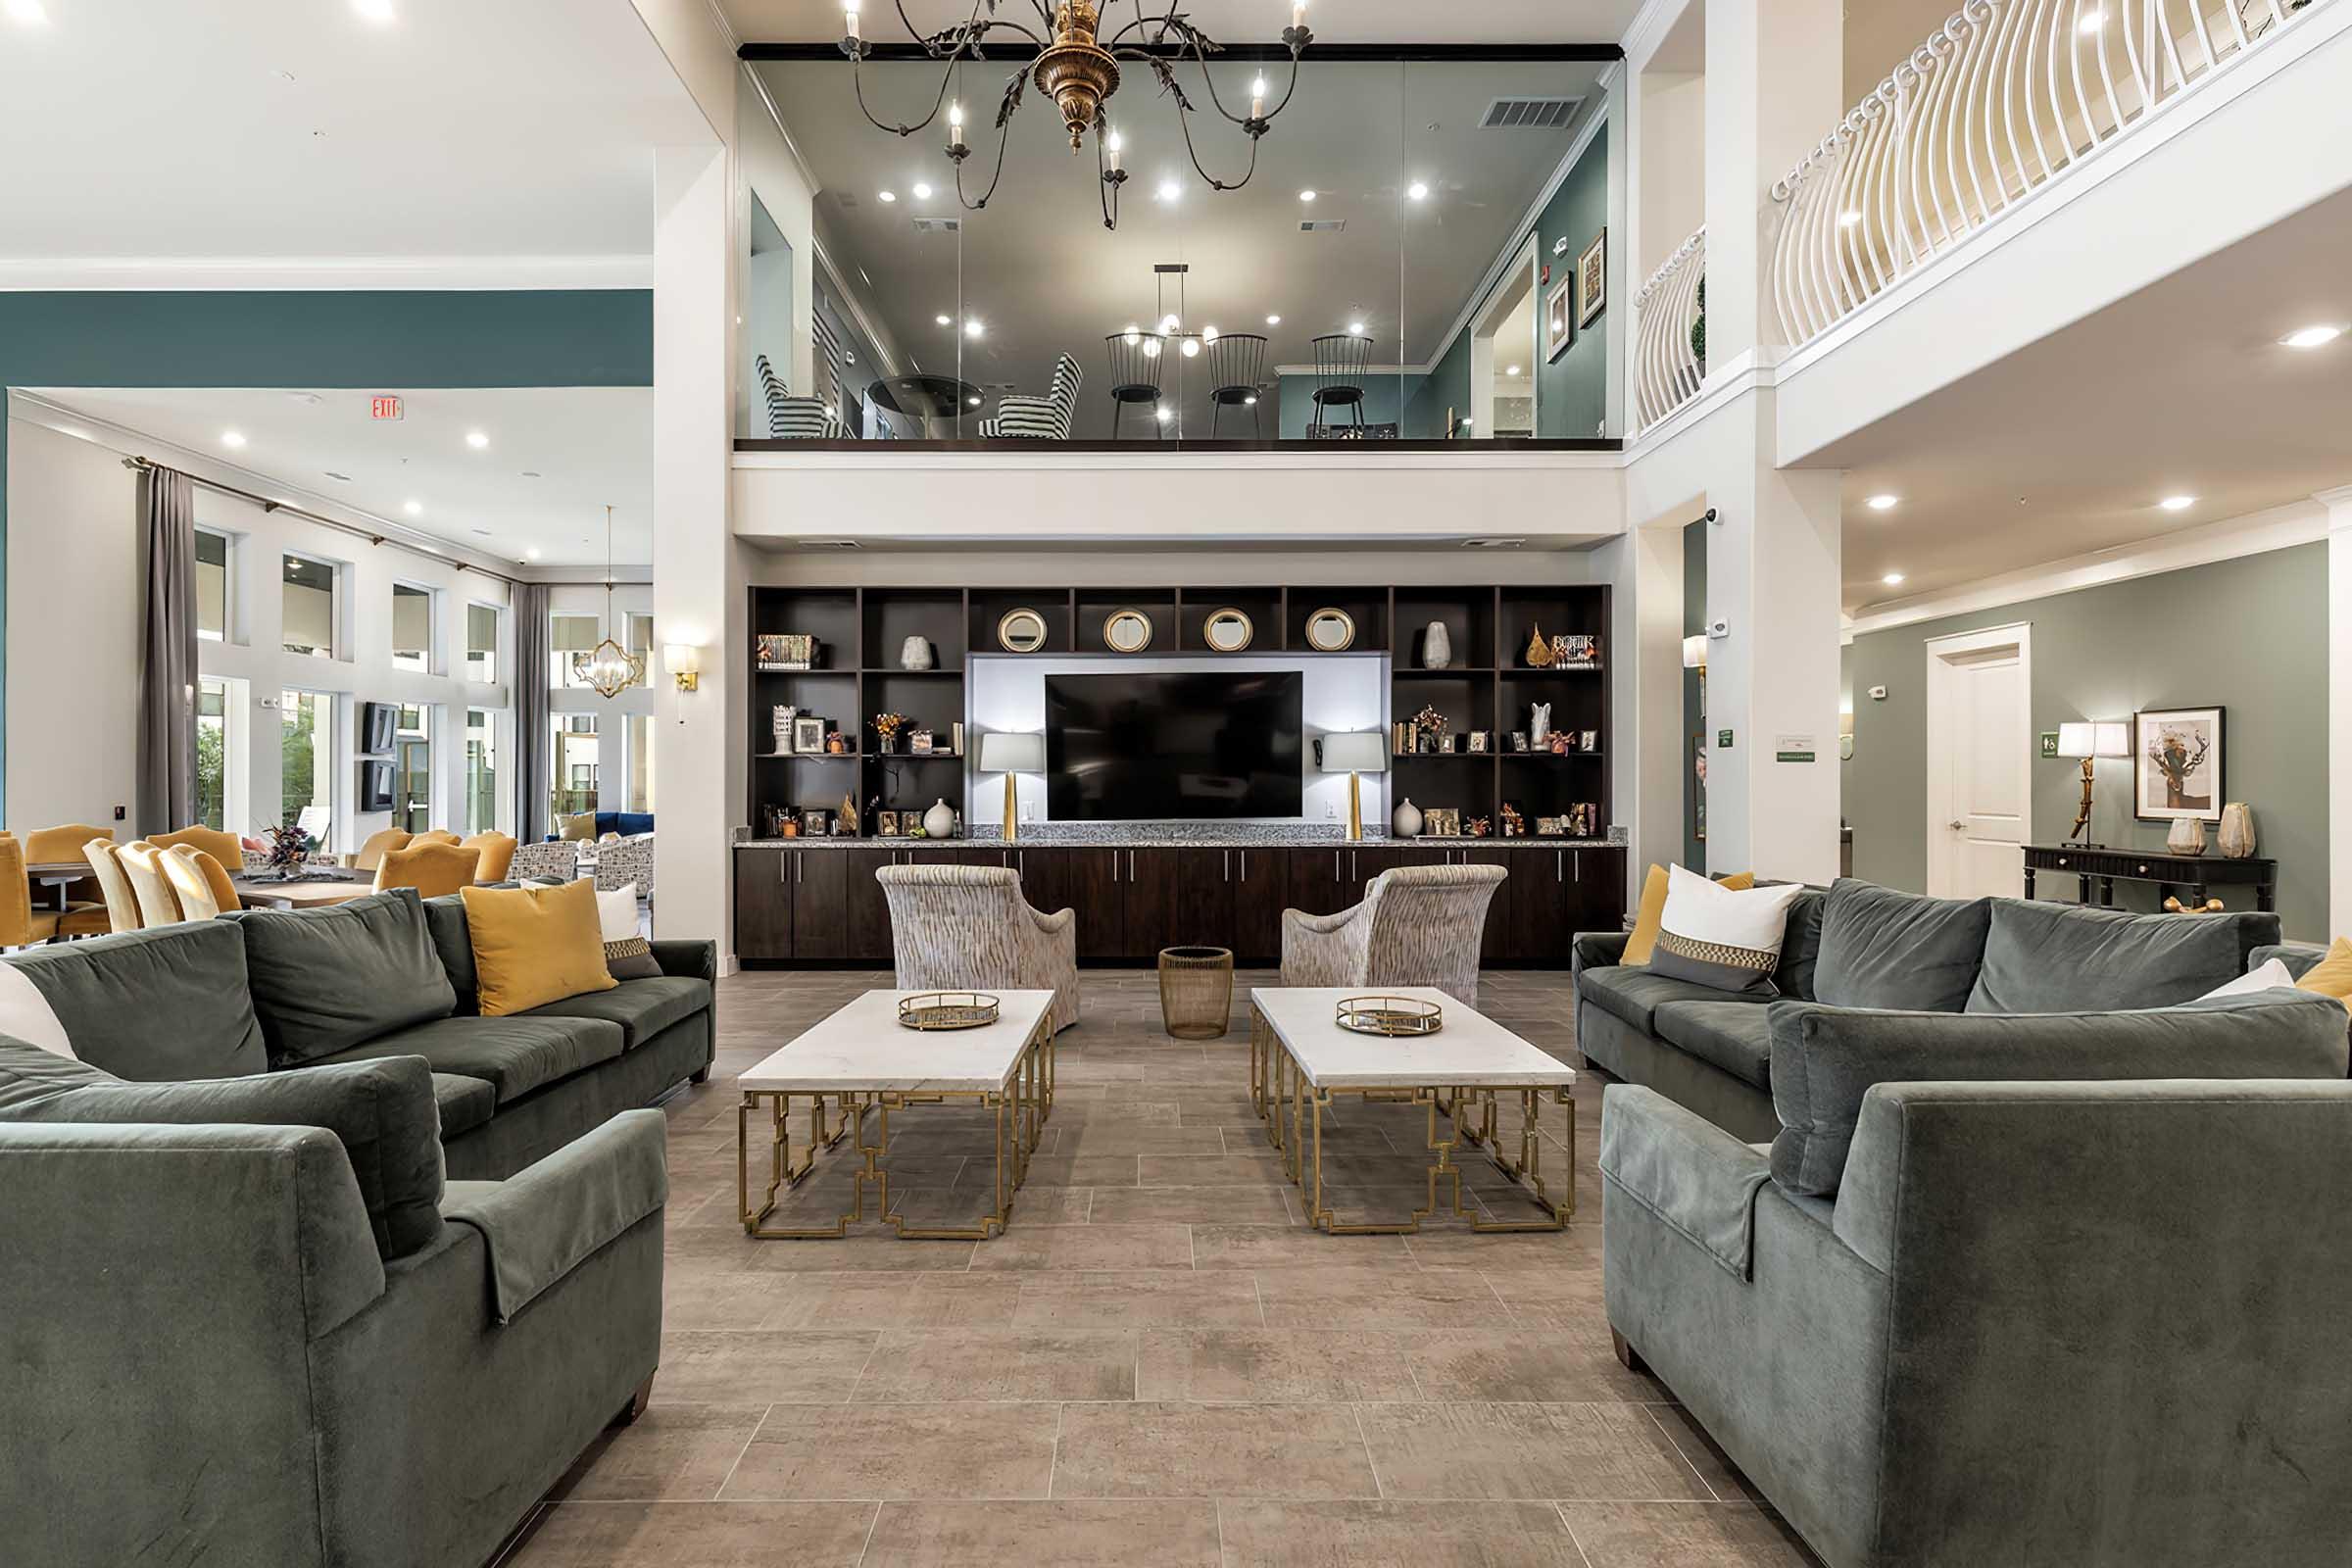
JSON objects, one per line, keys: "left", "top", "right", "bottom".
{"left": 1335, "top": 995, "right": 1444, "bottom": 1037}
{"left": 897, "top": 992, "right": 1002, "bottom": 1031}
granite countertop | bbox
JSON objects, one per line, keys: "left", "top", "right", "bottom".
{"left": 737, "top": 826, "right": 1623, "bottom": 852}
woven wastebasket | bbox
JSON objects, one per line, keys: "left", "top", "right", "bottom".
{"left": 1157, "top": 946, "right": 1235, "bottom": 1040}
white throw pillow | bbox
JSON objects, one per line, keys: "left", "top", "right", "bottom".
{"left": 0, "top": 963, "right": 76, "bottom": 1059}
{"left": 595, "top": 882, "right": 641, "bottom": 944}
{"left": 2197, "top": 956, "right": 2296, "bottom": 1001}
{"left": 1647, "top": 865, "right": 1807, "bottom": 998}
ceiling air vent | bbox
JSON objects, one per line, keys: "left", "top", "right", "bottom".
{"left": 911, "top": 218, "right": 961, "bottom": 234}
{"left": 1299, "top": 219, "right": 1348, "bottom": 233}
{"left": 799, "top": 539, "right": 864, "bottom": 551}
{"left": 1480, "top": 95, "right": 1581, "bottom": 130}
{"left": 1461, "top": 537, "right": 1529, "bottom": 550}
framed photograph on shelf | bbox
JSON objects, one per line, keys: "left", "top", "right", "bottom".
{"left": 800, "top": 808, "right": 832, "bottom": 838}
{"left": 908, "top": 729, "right": 937, "bottom": 757}
{"left": 2133, "top": 706, "right": 2224, "bottom": 822}
{"left": 1577, "top": 229, "right": 1607, "bottom": 326}
{"left": 876, "top": 810, "right": 900, "bottom": 837}
{"left": 1424, "top": 807, "right": 1461, "bottom": 838}
{"left": 1544, "top": 276, "right": 1575, "bottom": 363}
{"left": 1510, "top": 731, "right": 1530, "bottom": 753}
{"left": 1467, "top": 731, "right": 1490, "bottom": 754}
{"left": 791, "top": 716, "right": 828, "bottom": 755}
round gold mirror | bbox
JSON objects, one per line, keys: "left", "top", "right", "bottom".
{"left": 997, "top": 608, "right": 1050, "bottom": 654}
{"left": 1203, "top": 608, "right": 1254, "bottom": 653}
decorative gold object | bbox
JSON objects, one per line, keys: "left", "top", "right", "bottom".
{"left": 572, "top": 506, "right": 647, "bottom": 699}
{"left": 1524, "top": 625, "right": 1554, "bottom": 667}
{"left": 1032, "top": 0, "right": 1120, "bottom": 150}
{"left": 1158, "top": 946, "right": 1235, "bottom": 1041}
{"left": 997, "top": 608, "right": 1050, "bottom": 654}
{"left": 839, "top": 793, "right": 859, "bottom": 835}
{"left": 1303, "top": 607, "right": 1356, "bottom": 652}
{"left": 1336, "top": 996, "right": 1445, "bottom": 1037}
{"left": 897, "top": 992, "right": 1003, "bottom": 1031}
{"left": 1102, "top": 608, "right": 1154, "bottom": 653}
{"left": 2164, "top": 896, "right": 2228, "bottom": 914}
{"left": 1202, "top": 608, "right": 1254, "bottom": 652}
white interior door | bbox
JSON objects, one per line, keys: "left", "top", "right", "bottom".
{"left": 1926, "top": 627, "right": 2030, "bottom": 899}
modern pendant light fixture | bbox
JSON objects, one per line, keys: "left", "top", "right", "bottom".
{"left": 573, "top": 506, "right": 645, "bottom": 700}
{"left": 840, "top": 0, "right": 1315, "bottom": 230}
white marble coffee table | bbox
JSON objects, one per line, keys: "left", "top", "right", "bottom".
{"left": 1250, "top": 986, "right": 1576, "bottom": 1234}
{"left": 737, "top": 989, "right": 1057, "bottom": 1241}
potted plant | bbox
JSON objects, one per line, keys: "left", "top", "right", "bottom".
{"left": 1690, "top": 276, "right": 1706, "bottom": 378}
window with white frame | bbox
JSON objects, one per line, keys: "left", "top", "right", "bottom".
{"left": 390, "top": 582, "right": 434, "bottom": 673}
{"left": 552, "top": 714, "right": 599, "bottom": 821}
{"left": 280, "top": 689, "right": 336, "bottom": 831}
{"left": 466, "top": 709, "right": 503, "bottom": 834}
{"left": 196, "top": 528, "right": 232, "bottom": 643}
{"left": 197, "top": 676, "right": 248, "bottom": 833}
{"left": 624, "top": 712, "right": 656, "bottom": 812}
{"left": 466, "top": 602, "right": 501, "bottom": 684}
{"left": 624, "top": 612, "right": 655, "bottom": 690}
{"left": 551, "top": 613, "right": 599, "bottom": 689}
{"left": 394, "top": 705, "right": 433, "bottom": 833}
{"left": 281, "top": 554, "right": 337, "bottom": 659}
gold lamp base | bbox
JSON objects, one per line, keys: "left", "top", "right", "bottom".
{"left": 1002, "top": 770, "right": 1019, "bottom": 843}
{"left": 2067, "top": 757, "right": 2094, "bottom": 842}
{"left": 1347, "top": 770, "right": 1364, "bottom": 842}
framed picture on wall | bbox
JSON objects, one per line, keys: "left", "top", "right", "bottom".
{"left": 2133, "top": 706, "right": 2225, "bottom": 822}
{"left": 1544, "top": 277, "right": 1575, "bottom": 363}
{"left": 1577, "top": 229, "right": 1608, "bottom": 326}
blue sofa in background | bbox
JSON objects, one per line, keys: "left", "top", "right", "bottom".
{"left": 548, "top": 810, "right": 655, "bottom": 842}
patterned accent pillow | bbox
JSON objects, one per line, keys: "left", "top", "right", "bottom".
{"left": 597, "top": 883, "right": 662, "bottom": 979}
{"left": 1647, "top": 866, "right": 1807, "bottom": 998}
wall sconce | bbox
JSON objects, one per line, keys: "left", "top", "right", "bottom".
{"left": 664, "top": 643, "right": 704, "bottom": 693}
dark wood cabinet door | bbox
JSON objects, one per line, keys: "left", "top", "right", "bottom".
{"left": 1122, "top": 849, "right": 1184, "bottom": 960}
{"left": 1459, "top": 848, "right": 1517, "bottom": 963}
{"left": 1285, "top": 847, "right": 1354, "bottom": 917}
{"left": 734, "top": 848, "right": 794, "bottom": 961}
{"left": 1024, "top": 848, "right": 1125, "bottom": 959}
{"left": 843, "top": 848, "right": 900, "bottom": 965}
{"left": 1355, "top": 846, "right": 1451, "bottom": 887}
{"left": 1230, "top": 845, "right": 1287, "bottom": 962}
{"left": 790, "top": 850, "right": 853, "bottom": 961}
{"left": 1568, "top": 846, "right": 1628, "bottom": 935}
{"left": 1510, "top": 844, "right": 1597, "bottom": 967}
{"left": 1174, "top": 849, "right": 1236, "bottom": 953}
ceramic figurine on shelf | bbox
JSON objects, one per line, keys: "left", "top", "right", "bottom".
{"left": 840, "top": 793, "right": 859, "bottom": 836}
{"left": 1392, "top": 798, "right": 1424, "bottom": 838}
{"left": 1423, "top": 620, "right": 1452, "bottom": 670}
{"left": 900, "top": 635, "right": 935, "bottom": 671}
{"left": 923, "top": 799, "right": 957, "bottom": 839}
{"left": 1524, "top": 626, "right": 1554, "bottom": 668}
{"left": 1499, "top": 803, "right": 1526, "bottom": 837}
{"left": 1531, "top": 703, "right": 1552, "bottom": 746}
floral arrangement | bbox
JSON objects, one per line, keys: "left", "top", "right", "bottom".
{"left": 871, "top": 711, "right": 908, "bottom": 751}
{"left": 261, "top": 821, "right": 316, "bottom": 873}
{"left": 1411, "top": 705, "right": 1449, "bottom": 736}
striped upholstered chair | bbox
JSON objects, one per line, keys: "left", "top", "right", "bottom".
{"left": 1280, "top": 862, "right": 1507, "bottom": 1009}
{"left": 756, "top": 354, "right": 845, "bottom": 440}
{"left": 979, "top": 353, "right": 1082, "bottom": 440}
{"left": 875, "top": 864, "right": 1079, "bottom": 1036}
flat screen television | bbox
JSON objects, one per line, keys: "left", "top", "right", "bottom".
{"left": 1046, "top": 670, "right": 1303, "bottom": 821}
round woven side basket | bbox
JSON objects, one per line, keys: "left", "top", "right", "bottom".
{"left": 1157, "top": 946, "right": 1235, "bottom": 1041}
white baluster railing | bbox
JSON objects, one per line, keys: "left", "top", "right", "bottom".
{"left": 1771, "top": 0, "right": 2321, "bottom": 346}
{"left": 1634, "top": 226, "right": 1706, "bottom": 431}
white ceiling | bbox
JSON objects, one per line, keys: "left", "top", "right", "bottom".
{"left": 29, "top": 387, "right": 654, "bottom": 568}
{"left": 760, "top": 55, "right": 1606, "bottom": 434}
{"left": 724, "top": 1, "right": 1644, "bottom": 45}
{"left": 1826, "top": 185, "right": 2352, "bottom": 613}
{"left": 0, "top": 0, "right": 708, "bottom": 276}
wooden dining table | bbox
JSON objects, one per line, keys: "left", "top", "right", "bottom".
{"left": 231, "top": 871, "right": 376, "bottom": 910}
{"left": 27, "top": 861, "right": 97, "bottom": 911}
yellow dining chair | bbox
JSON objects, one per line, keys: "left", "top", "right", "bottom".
{"left": 151, "top": 825, "right": 244, "bottom": 867}
{"left": 411, "top": 830, "right": 463, "bottom": 847}
{"left": 19, "top": 823, "right": 113, "bottom": 936}
{"left": 461, "top": 832, "right": 517, "bottom": 883}
{"left": 116, "top": 841, "right": 185, "bottom": 928}
{"left": 0, "top": 835, "right": 61, "bottom": 948}
{"left": 159, "top": 846, "right": 226, "bottom": 921}
{"left": 353, "top": 828, "right": 413, "bottom": 873}
{"left": 374, "top": 841, "right": 481, "bottom": 900}
{"left": 81, "top": 840, "right": 143, "bottom": 934}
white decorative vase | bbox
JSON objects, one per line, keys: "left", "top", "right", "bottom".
{"left": 923, "top": 799, "right": 957, "bottom": 839}
{"left": 1531, "top": 703, "right": 1552, "bottom": 746}
{"left": 1423, "top": 620, "right": 1452, "bottom": 670}
{"left": 1392, "top": 798, "right": 1424, "bottom": 838}
{"left": 2167, "top": 816, "right": 2206, "bottom": 857}
{"left": 2218, "top": 803, "right": 2257, "bottom": 859}
{"left": 900, "top": 635, "right": 935, "bottom": 671}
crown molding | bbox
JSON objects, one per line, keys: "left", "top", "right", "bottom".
{"left": 0, "top": 255, "right": 653, "bottom": 292}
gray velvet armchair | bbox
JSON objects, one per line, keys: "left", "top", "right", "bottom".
{"left": 1281, "top": 861, "right": 1507, "bottom": 1007}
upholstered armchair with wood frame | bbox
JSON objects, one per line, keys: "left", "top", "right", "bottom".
{"left": 875, "top": 863, "right": 1080, "bottom": 1036}
{"left": 1280, "top": 862, "right": 1508, "bottom": 1008}
{"left": 81, "top": 840, "right": 143, "bottom": 934}
{"left": 373, "top": 842, "right": 481, "bottom": 900}
{"left": 462, "top": 832, "right": 517, "bottom": 884}
{"left": 151, "top": 825, "right": 243, "bottom": 867}
{"left": 158, "top": 845, "right": 229, "bottom": 921}
{"left": 350, "top": 828, "right": 413, "bottom": 873}
{"left": 115, "top": 841, "right": 184, "bottom": 929}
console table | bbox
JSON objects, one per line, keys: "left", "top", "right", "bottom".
{"left": 2021, "top": 843, "right": 2277, "bottom": 913}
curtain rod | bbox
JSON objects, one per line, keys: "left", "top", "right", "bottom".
{"left": 122, "top": 456, "right": 522, "bottom": 589}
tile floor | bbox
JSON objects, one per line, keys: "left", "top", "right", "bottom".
{"left": 502, "top": 968, "right": 1824, "bottom": 1568}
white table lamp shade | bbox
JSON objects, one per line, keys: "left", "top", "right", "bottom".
{"left": 979, "top": 731, "right": 1046, "bottom": 773}
{"left": 2058, "top": 721, "right": 2132, "bottom": 759}
{"left": 1319, "top": 732, "right": 1389, "bottom": 773}
{"left": 1682, "top": 634, "right": 1708, "bottom": 671}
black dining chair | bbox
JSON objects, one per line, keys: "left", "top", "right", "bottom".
{"left": 1308, "top": 333, "right": 1374, "bottom": 437}
{"left": 1104, "top": 331, "right": 1169, "bottom": 440}
{"left": 1204, "top": 333, "right": 1270, "bottom": 438}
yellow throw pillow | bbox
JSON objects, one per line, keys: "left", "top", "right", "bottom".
{"left": 559, "top": 811, "right": 599, "bottom": 843}
{"left": 2293, "top": 937, "right": 2352, "bottom": 1016}
{"left": 1624, "top": 863, "right": 1754, "bottom": 965}
{"left": 462, "top": 879, "right": 617, "bottom": 1017}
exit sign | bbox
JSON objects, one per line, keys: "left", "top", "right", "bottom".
{"left": 370, "top": 395, "right": 405, "bottom": 420}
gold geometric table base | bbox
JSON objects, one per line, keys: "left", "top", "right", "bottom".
{"left": 738, "top": 1014, "right": 1054, "bottom": 1242}
{"left": 1250, "top": 1000, "right": 1573, "bottom": 1235}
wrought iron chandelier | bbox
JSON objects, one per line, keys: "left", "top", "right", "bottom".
{"left": 572, "top": 505, "right": 644, "bottom": 700}
{"left": 841, "top": 0, "right": 1315, "bottom": 229}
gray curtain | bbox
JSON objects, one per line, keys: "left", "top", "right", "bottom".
{"left": 136, "top": 465, "right": 199, "bottom": 835}
{"left": 514, "top": 582, "right": 551, "bottom": 843}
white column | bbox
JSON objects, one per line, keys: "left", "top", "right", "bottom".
{"left": 2324, "top": 485, "right": 2352, "bottom": 937}
{"left": 1704, "top": 0, "right": 1842, "bottom": 362}
{"left": 652, "top": 141, "right": 746, "bottom": 961}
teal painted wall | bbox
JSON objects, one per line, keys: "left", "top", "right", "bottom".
{"left": 1532, "top": 123, "right": 1610, "bottom": 440}
{"left": 1845, "top": 545, "right": 2329, "bottom": 940}
{"left": 1276, "top": 371, "right": 1416, "bottom": 439}
{"left": 0, "top": 289, "right": 655, "bottom": 817}
{"left": 1682, "top": 516, "right": 1707, "bottom": 871}
{"left": 1403, "top": 330, "right": 1471, "bottom": 439}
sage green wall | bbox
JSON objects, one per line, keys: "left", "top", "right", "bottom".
{"left": 1845, "top": 544, "right": 2328, "bottom": 939}
{"left": 1683, "top": 516, "right": 1707, "bottom": 871}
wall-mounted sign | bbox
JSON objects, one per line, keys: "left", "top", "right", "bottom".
{"left": 370, "top": 395, "right": 405, "bottom": 420}
{"left": 1774, "top": 733, "right": 1816, "bottom": 762}
{"left": 2039, "top": 731, "right": 2060, "bottom": 759}
{"left": 1717, "top": 728, "right": 1734, "bottom": 749}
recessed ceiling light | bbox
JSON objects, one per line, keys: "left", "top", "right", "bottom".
{"left": 1865, "top": 493, "right": 1899, "bottom": 512}
{"left": 1348, "top": 320, "right": 1365, "bottom": 335}
{"left": 4, "top": 0, "right": 49, "bottom": 24}
{"left": 466, "top": 430, "right": 490, "bottom": 450}
{"left": 1505, "top": 365, "right": 1522, "bottom": 377}
{"left": 877, "top": 189, "right": 897, "bottom": 203}
{"left": 1244, "top": 395, "right": 1258, "bottom": 406}
{"left": 2279, "top": 323, "right": 2345, "bottom": 350}
{"left": 1298, "top": 189, "right": 1316, "bottom": 203}
{"left": 1155, "top": 408, "right": 1173, "bottom": 423}
{"left": 2077, "top": 9, "right": 2105, "bottom": 32}
{"left": 1882, "top": 571, "right": 1906, "bottom": 586}
{"left": 1156, "top": 179, "right": 1182, "bottom": 203}
{"left": 910, "top": 181, "right": 932, "bottom": 199}
{"left": 1407, "top": 180, "right": 1429, "bottom": 202}
{"left": 967, "top": 394, "right": 983, "bottom": 407}
{"left": 936, "top": 313, "right": 953, "bottom": 326}
{"left": 351, "top": 0, "right": 395, "bottom": 22}
{"left": 1265, "top": 314, "right": 1282, "bottom": 326}
{"left": 2159, "top": 494, "right": 2195, "bottom": 512}
{"left": 524, "top": 547, "right": 542, "bottom": 562}
{"left": 403, "top": 500, "right": 422, "bottom": 515}
{"left": 220, "top": 430, "right": 248, "bottom": 450}
{"left": 1838, "top": 209, "right": 1862, "bottom": 227}
{"left": 964, "top": 318, "right": 984, "bottom": 338}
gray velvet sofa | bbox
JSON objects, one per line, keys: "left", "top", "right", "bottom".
{"left": 1573, "top": 878, "right": 2287, "bottom": 1143}
{"left": 0, "top": 1040, "right": 668, "bottom": 1567}
{"left": 0, "top": 888, "right": 714, "bottom": 1180}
